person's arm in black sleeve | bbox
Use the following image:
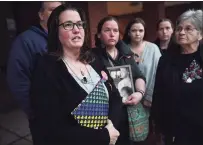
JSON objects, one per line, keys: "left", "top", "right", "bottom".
{"left": 103, "top": 66, "right": 123, "bottom": 129}
{"left": 116, "top": 40, "right": 146, "bottom": 83}
{"left": 131, "top": 59, "right": 146, "bottom": 83}
{"left": 151, "top": 56, "right": 164, "bottom": 134}
{"left": 129, "top": 57, "right": 146, "bottom": 99}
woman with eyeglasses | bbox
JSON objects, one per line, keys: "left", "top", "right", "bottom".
{"left": 30, "top": 5, "right": 122, "bottom": 145}
{"left": 151, "top": 9, "right": 203, "bottom": 145}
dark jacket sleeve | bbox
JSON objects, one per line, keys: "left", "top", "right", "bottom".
{"left": 105, "top": 67, "right": 123, "bottom": 129}
{"left": 116, "top": 40, "right": 146, "bottom": 83}
{"left": 6, "top": 36, "right": 33, "bottom": 116}
{"left": 129, "top": 57, "right": 146, "bottom": 83}
{"left": 151, "top": 56, "right": 165, "bottom": 133}
{"left": 30, "top": 56, "right": 110, "bottom": 145}
{"left": 91, "top": 48, "right": 125, "bottom": 128}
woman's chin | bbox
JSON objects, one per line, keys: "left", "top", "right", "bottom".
{"left": 71, "top": 44, "right": 83, "bottom": 50}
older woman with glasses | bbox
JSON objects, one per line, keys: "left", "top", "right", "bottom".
{"left": 30, "top": 4, "right": 122, "bottom": 145}
{"left": 151, "top": 9, "right": 203, "bottom": 145}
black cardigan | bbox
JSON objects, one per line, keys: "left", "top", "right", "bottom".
{"left": 151, "top": 43, "right": 203, "bottom": 143}
{"left": 154, "top": 36, "right": 178, "bottom": 55}
{"left": 30, "top": 53, "right": 123, "bottom": 145}
{"left": 92, "top": 40, "right": 145, "bottom": 145}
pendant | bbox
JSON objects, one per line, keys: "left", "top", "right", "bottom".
{"left": 81, "top": 70, "right": 85, "bottom": 76}
{"left": 81, "top": 77, "right": 87, "bottom": 84}
{"left": 186, "top": 77, "right": 192, "bottom": 83}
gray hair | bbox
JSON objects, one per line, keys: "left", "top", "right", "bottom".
{"left": 176, "top": 9, "right": 203, "bottom": 35}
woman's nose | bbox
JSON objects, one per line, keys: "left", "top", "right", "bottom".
{"left": 72, "top": 24, "right": 80, "bottom": 33}
{"left": 110, "top": 30, "right": 115, "bottom": 36}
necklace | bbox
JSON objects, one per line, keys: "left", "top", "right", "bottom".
{"left": 112, "top": 48, "right": 116, "bottom": 60}
{"left": 63, "top": 58, "right": 96, "bottom": 93}
{"left": 130, "top": 42, "right": 145, "bottom": 64}
{"left": 80, "top": 69, "right": 87, "bottom": 84}
{"left": 62, "top": 58, "right": 88, "bottom": 84}
{"left": 107, "top": 48, "right": 117, "bottom": 60}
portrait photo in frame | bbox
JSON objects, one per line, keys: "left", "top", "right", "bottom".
{"left": 107, "top": 65, "right": 135, "bottom": 102}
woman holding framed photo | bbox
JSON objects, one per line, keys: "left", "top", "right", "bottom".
{"left": 92, "top": 16, "right": 146, "bottom": 145}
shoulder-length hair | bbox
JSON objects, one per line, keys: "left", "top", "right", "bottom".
{"left": 123, "top": 18, "right": 146, "bottom": 44}
{"left": 47, "top": 4, "right": 93, "bottom": 63}
{"left": 154, "top": 18, "right": 174, "bottom": 46}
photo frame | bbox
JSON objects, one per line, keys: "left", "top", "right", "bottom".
{"left": 107, "top": 65, "right": 135, "bottom": 102}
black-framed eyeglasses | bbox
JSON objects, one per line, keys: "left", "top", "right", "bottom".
{"left": 59, "top": 21, "right": 86, "bottom": 30}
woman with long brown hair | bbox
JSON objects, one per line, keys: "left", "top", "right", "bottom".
{"left": 30, "top": 5, "right": 122, "bottom": 145}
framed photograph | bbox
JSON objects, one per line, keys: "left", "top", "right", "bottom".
{"left": 107, "top": 65, "right": 135, "bottom": 102}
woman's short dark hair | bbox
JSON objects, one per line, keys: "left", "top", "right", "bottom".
{"left": 95, "top": 16, "right": 119, "bottom": 47}
{"left": 47, "top": 4, "right": 92, "bottom": 63}
{"left": 156, "top": 18, "right": 174, "bottom": 30}
{"left": 123, "top": 18, "right": 146, "bottom": 44}
{"left": 154, "top": 18, "right": 174, "bottom": 46}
